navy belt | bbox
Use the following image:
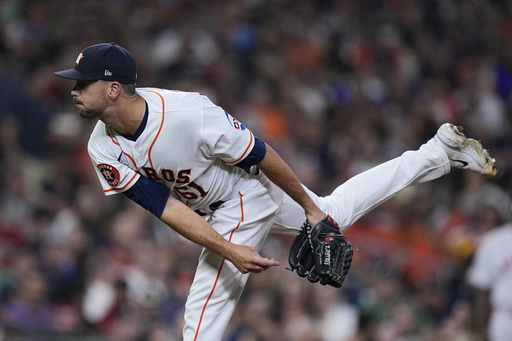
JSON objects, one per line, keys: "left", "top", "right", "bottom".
{"left": 195, "top": 200, "right": 226, "bottom": 216}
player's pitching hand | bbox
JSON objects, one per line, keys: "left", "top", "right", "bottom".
{"left": 228, "top": 244, "right": 279, "bottom": 274}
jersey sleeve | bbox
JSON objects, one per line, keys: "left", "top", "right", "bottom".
{"left": 200, "top": 95, "right": 256, "bottom": 164}
{"left": 87, "top": 123, "right": 140, "bottom": 196}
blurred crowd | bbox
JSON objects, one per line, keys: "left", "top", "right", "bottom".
{"left": 1, "top": 0, "right": 512, "bottom": 340}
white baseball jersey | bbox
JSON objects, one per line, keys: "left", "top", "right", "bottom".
{"left": 467, "top": 223, "right": 512, "bottom": 307}
{"left": 88, "top": 88, "right": 257, "bottom": 212}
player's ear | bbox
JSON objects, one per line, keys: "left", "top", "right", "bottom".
{"left": 108, "top": 81, "right": 122, "bottom": 99}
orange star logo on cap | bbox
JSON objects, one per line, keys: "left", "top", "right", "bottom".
{"left": 75, "top": 52, "right": 84, "bottom": 66}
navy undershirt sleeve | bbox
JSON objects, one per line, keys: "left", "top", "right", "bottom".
{"left": 235, "top": 136, "right": 267, "bottom": 172}
{"left": 123, "top": 177, "right": 170, "bottom": 218}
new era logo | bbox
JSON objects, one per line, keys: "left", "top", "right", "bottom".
{"left": 104, "top": 70, "right": 112, "bottom": 76}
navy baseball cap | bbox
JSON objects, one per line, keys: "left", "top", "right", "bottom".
{"left": 54, "top": 42, "right": 137, "bottom": 84}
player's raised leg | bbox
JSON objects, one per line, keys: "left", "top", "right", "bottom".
{"left": 271, "top": 123, "right": 497, "bottom": 232}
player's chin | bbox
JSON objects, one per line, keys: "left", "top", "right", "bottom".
{"left": 76, "top": 106, "right": 97, "bottom": 119}
{"left": 77, "top": 110, "right": 95, "bottom": 119}
{"left": 76, "top": 107, "right": 88, "bottom": 118}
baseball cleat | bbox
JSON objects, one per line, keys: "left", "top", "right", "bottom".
{"left": 434, "top": 123, "right": 497, "bottom": 178}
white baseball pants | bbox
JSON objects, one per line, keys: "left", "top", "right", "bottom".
{"left": 183, "top": 138, "right": 450, "bottom": 340}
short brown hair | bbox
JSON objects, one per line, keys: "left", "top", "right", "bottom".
{"left": 121, "top": 83, "right": 136, "bottom": 96}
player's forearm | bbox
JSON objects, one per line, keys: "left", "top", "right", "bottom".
{"left": 258, "top": 144, "right": 324, "bottom": 223}
{"left": 159, "top": 196, "right": 232, "bottom": 258}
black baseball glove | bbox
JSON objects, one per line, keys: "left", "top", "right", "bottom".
{"left": 288, "top": 215, "right": 354, "bottom": 288}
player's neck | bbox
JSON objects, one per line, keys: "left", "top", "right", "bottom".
{"left": 102, "top": 94, "right": 146, "bottom": 138}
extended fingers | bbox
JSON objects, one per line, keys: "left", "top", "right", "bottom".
{"left": 248, "top": 257, "right": 279, "bottom": 273}
{"left": 229, "top": 244, "right": 280, "bottom": 273}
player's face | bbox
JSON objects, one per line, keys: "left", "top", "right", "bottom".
{"left": 71, "top": 80, "right": 110, "bottom": 119}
